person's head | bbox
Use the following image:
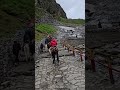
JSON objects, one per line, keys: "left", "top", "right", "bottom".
{"left": 51, "top": 36, "right": 54, "bottom": 39}
{"left": 52, "top": 37, "right": 57, "bottom": 41}
{"left": 41, "top": 43, "right": 43, "bottom": 45}
{"left": 52, "top": 37, "right": 55, "bottom": 39}
{"left": 47, "top": 34, "right": 50, "bottom": 38}
{"left": 26, "top": 19, "right": 34, "bottom": 27}
{"left": 14, "top": 41, "right": 17, "bottom": 44}
{"left": 25, "top": 40, "right": 29, "bottom": 44}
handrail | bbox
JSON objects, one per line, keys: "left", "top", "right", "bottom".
{"left": 87, "top": 47, "right": 120, "bottom": 84}
{"left": 61, "top": 40, "right": 85, "bottom": 61}
{"left": 88, "top": 48, "right": 120, "bottom": 73}
{"left": 61, "top": 40, "right": 120, "bottom": 84}
{"left": 95, "top": 60, "right": 120, "bottom": 73}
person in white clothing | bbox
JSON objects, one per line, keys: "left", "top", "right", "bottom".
{"left": 24, "top": 41, "right": 30, "bottom": 61}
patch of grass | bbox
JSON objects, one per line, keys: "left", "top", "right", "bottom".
{"left": 35, "top": 31, "right": 45, "bottom": 41}
{"left": 35, "top": 24, "right": 56, "bottom": 34}
{"left": 58, "top": 17, "right": 85, "bottom": 26}
{"left": 35, "top": 24, "right": 57, "bottom": 41}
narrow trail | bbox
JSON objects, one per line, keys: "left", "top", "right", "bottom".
{"left": 35, "top": 26, "right": 85, "bottom": 90}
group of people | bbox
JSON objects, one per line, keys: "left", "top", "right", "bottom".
{"left": 12, "top": 19, "right": 35, "bottom": 65}
{"left": 40, "top": 35, "right": 59, "bottom": 64}
{"left": 12, "top": 39, "right": 35, "bottom": 66}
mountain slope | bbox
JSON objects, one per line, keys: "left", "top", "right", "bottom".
{"left": 0, "top": 0, "right": 34, "bottom": 37}
{"left": 35, "top": 0, "right": 67, "bottom": 20}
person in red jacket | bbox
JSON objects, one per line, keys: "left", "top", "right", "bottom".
{"left": 49, "top": 37, "right": 59, "bottom": 64}
{"left": 50, "top": 38, "right": 57, "bottom": 47}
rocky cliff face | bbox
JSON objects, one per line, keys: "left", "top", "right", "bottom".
{"left": 86, "top": 0, "right": 120, "bottom": 30}
{"left": 36, "top": 0, "right": 67, "bottom": 18}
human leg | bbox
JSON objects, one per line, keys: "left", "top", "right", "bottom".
{"left": 52, "top": 52, "right": 55, "bottom": 64}
{"left": 56, "top": 51, "right": 59, "bottom": 63}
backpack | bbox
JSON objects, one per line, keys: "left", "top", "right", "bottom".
{"left": 50, "top": 46, "right": 58, "bottom": 53}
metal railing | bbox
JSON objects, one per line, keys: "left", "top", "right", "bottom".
{"left": 61, "top": 39, "right": 120, "bottom": 84}
{"left": 86, "top": 48, "right": 120, "bottom": 84}
{"left": 61, "top": 40, "right": 85, "bottom": 61}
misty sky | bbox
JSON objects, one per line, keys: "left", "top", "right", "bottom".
{"left": 56, "top": 0, "right": 85, "bottom": 19}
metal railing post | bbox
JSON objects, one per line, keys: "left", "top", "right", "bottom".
{"left": 73, "top": 46, "right": 75, "bottom": 56}
{"left": 107, "top": 57, "right": 114, "bottom": 84}
{"left": 90, "top": 49, "right": 96, "bottom": 72}
{"left": 80, "top": 51, "right": 83, "bottom": 61}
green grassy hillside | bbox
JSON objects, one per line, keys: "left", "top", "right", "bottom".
{"left": 35, "top": 24, "right": 56, "bottom": 41}
{"left": 0, "top": 10, "right": 22, "bottom": 38}
{"left": 0, "top": 0, "right": 34, "bottom": 38}
{"left": 0, "top": 0, "right": 34, "bottom": 20}
{"left": 35, "top": 7, "right": 47, "bottom": 19}
{"left": 58, "top": 17, "right": 85, "bottom": 26}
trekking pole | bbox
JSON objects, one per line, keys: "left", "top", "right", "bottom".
{"left": 67, "top": 44, "right": 69, "bottom": 52}
{"left": 73, "top": 46, "right": 75, "bottom": 56}
{"left": 68, "top": 45, "right": 71, "bottom": 52}
{"left": 63, "top": 41, "right": 65, "bottom": 48}
{"left": 107, "top": 57, "right": 114, "bottom": 84}
{"left": 80, "top": 50, "right": 83, "bottom": 61}
{"left": 90, "top": 49, "right": 96, "bottom": 72}
{"left": 65, "top": 43, "right": 67, "bottom": 50}
{"left": 62, "top": 42, "right": 64, "bottom": 48}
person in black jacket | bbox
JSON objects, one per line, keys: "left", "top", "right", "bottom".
{"left": 12, "top": 41, "right": 21, "bottom": 64}
{"left": 40, "top": 43, "right": 44, "bottom": 52}
{"left": 45, "top": 35, "right": 52, "bottom": 50}
{"left": 29, "top": 39, "right": 35, "bottom": 56}
{"left": 98, "top": 19, "right": 102, "bottom": 28}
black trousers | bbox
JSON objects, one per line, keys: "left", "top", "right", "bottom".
{"left": 14, "top": 53, "right": 19, "bottom": 63}
{"left": 51, "top": 51, "right": 59, "bottom": 64}
{"left": 47, "top": 44, "right": 50, "bottom": 49}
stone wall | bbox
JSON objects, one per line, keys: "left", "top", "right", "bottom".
{"left": 0, "top": 30, "right": 24, "bottom": 84}
{"left": 0, "top": 27, "right": 35, "bottom": 85}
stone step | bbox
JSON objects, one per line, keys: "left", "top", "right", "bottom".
{"left": 40, "top": 53, "right": 73, "bottom": 58}
{"left": 54, "top": 88, "right": 70, "bottom": 90}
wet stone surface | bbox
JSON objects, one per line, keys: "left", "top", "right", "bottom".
{"left": 35, "top": 25, "right": 85, "bottom": 90}
{"left": 35, "top": 49, "right": 85, "bottom": 90}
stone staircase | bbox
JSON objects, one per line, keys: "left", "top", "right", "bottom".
{"left": 35, "top": 40, "right": 85, "bottom": 90}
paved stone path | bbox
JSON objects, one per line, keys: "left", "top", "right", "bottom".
{"left": 35, "top": 41, "right": 85, "bottom": 90}
{"left": 1, "top": 62, "right": 34, "bottom": 90}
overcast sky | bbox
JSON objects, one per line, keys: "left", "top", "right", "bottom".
{"left": 56, "top": 0, "right": 85, "bottom": 19}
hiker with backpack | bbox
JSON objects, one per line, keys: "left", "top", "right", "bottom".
{"left": 39, "top": 43, "right": 44, "bottom": 53}
{"left": 45, "top": 35, "right": 52, "bottom": 53}
{"left": 49, "top": 37, "right": 59, "bottom": 64}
